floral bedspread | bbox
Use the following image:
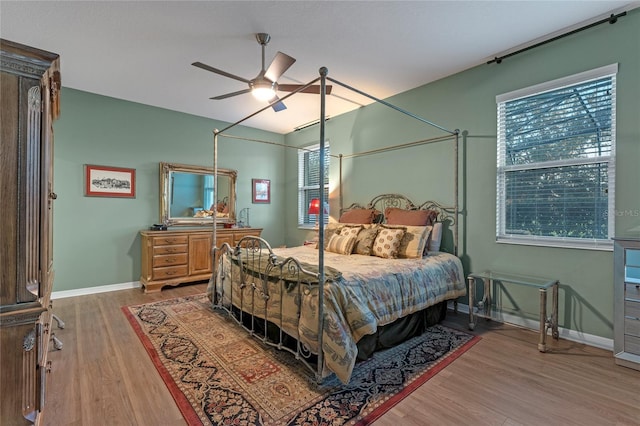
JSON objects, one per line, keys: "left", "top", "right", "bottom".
{"left": 210, "top": 245, "right": 466, "bottom": 383}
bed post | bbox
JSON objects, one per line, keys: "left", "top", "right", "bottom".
{"left": 454, "top": 129, "right": 459, "bottom": 256}
{"left": 213, "top": 130, "right": 219, "bottom": 246}
{"left": 316, "top": 66, "right": 328, "bottom": 383}
{"left": 339, "top": 154, "right": 343, "bottom": 214}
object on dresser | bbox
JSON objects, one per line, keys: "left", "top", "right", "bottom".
{"left": 150, "top": 224, "right": 168, "bottom": 231}
{"left": 160, "top": 162, "right": 237, "bottom": 226}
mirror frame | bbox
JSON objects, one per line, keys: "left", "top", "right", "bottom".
{"left": 160, "top": 162, "right": 237, "bottom": 226}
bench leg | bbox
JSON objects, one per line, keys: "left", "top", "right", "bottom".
{"left": 468, "top": 276, "right": 476, "bottom": 330}
{"left": 551, "top": 281, "right": 559, "bottom": 339}
{"left": 538, "top": 288, "right": 547, "bottom": 352}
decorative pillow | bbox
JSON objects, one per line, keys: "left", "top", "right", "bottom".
{"left": 352, "top": 226, "right": 380, "bottom": 256}
{"left": 385, "top": 207, "right": 438, "bottom": 226}
{"left": 339, "top": 208, "right": 376, "bottom": 224}
{"left": 391, "top": 225, "right": 432, "bottom": 258}
{"left": 372, "top": 227, "right": 406, "bottom": 259}
{"left": 428, "top": 222, "right": 443, "bottom": 252}
{"left": 422, "top": 225, "right": 434, "bottom": 256}
{"left": 326, "top": 234, "right": 357, "bottom": 255}
{"left": 318, "top": 223, "right": 343, "bottom": 249}
{"left": 339, "top": 224, "right": 363, "bottom": 239}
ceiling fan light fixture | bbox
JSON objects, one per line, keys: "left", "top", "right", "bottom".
{"left": 251, "top": 80, "right": 277, "bottom": 101}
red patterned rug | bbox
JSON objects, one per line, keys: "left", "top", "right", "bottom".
{"left": 123, "top": 294, "right": 479, "bottom": 425}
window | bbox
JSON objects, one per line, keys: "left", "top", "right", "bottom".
{"left": 496, "top": 64, "right": 617, "bottom": 250}
{"left": 203, "top": 175, "right": 214, "bottom": 210}
{"left": 298, "top": 142, "right": 330, "bottom": 227}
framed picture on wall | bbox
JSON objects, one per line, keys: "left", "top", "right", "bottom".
{"left": 252, "top": 178, "right": 270, "bottom": 204}
{"left": 84, "top": 164, "right": 136, "bottom": 198}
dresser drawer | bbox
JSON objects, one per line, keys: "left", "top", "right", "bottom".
{"left": 151, "top": 235, "right": 188, "bottom": 246}
{"left": 625, "top": 316, "right": 640, "bottom": 338}
{"left": 154, "top": 244, "right": 188, "bottom": 255}
{"left": 625, "top": 300, "right": 640, "bottom": 320}
{"left": 152, "top": 265, "right": 189, "bottom": 280}
{"left": 152, "top": 253, "right": 188, "bottom": 268}
{"left": 624, "top": 334, "right": 640, "bottom": 355}
{"left": 626, "top": 282, "right": 640, "bottom": 301}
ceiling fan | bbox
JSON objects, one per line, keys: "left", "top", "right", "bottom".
{"left": 192, "top": 33, "right": 332, "bottom": 112}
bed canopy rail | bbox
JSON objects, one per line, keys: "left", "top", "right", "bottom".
{"left": 210, "top": 66, "right": 461, "bottom": 382}
{"left": 326, "top": 76, "right": 457, "bottom": 136}
{"left": 212, "top": 68, "right": 461, "bottom": 255}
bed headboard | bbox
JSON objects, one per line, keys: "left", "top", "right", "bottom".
{"left": 342, "top": 193, "right": 458, "bottom": 254}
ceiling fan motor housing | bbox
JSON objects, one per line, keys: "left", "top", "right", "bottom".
{"left": 256, "top": 33, "right": 271, "bottom": 46}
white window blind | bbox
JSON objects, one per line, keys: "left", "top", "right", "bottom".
{"left": 496, "top": 64, "right": 617, "bottom": 250}
{"left": 298, "top": 143, "right": 330, "bottom": 227}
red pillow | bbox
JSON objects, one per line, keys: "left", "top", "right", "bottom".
{"left": 385, "top": 207, "right": 437, "bottom": 226}
{"left": 339, "top": 208, "right": 376, "bottom": 224}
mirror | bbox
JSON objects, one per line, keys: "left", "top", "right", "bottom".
{"left": 160, "top": 162, "right": 237, "bottom": 226}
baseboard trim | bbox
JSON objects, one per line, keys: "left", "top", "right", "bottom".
{"left": 52, "top": 281, "right": 142, "bottom": 300}
{"left": 51, "top": 286, "right": 613, "bottom": 351}
{"left": 448, "top": 301, "right": 613, "bottom": 352}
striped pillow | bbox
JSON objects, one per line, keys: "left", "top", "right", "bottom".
{"left": 326, "top": 234, "right": 357, "bottom": 255}
{"left": 399, "top": 225, "right": 432, "bottom": 258}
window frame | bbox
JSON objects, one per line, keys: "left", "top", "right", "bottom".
{"left": 495, "top": 64, "right": 617, "bottom": 251}
{"left": 298, "top": 142, "right": 330, "bottom": 229}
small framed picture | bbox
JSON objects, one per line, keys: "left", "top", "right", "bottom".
{"left": 252, "top": 178, "right": 270, "bottom": 204}
{"left": 84, "top": 164, "right": 136, "bottom": 198}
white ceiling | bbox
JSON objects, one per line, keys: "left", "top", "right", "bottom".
{"left": 1, "top": 1, "right": 636, "bottom": 134}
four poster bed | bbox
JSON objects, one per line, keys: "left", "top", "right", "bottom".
{"left": 206, "top": 67, "right": 465, "bottom": 384}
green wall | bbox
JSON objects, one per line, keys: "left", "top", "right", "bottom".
{"left": 53, "top": 10, "right": 639, "bottom": 340}
{"left": 53, "top": 89, "right": 285, "bottom": 291}
{"left": 284, "top": 9, "right": 640, "bottom": 339}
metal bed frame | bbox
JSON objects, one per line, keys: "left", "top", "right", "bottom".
{"left": 209, "top": 67, "right": 460, "bottom": 382}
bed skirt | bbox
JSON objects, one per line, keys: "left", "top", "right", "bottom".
{"left": 222, "top": 301, "right": 447, "bottom": 366}
{"left": 356, "top": 301, "right": 447, "bottom": 360}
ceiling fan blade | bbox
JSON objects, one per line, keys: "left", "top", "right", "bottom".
{"left": 278, "top": 84, "right": 333, "bottom": 95}
{"left": 210, "top": 88, "right": 251, "bottom": 100}
{"left": 264, "top": 52, "right": 296, "bottom": 82}
{"left": 271, "top": 95, "right": 287, "bottom": 112}
{"left": 192, "top": 61, "right": 251, "bottom": 84}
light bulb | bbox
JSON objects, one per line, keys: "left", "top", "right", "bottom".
{"left": 252, "top": 86, "right": 276, "bottom": 101}
{"left": 251, "top": 79, "right": 276, "bottom": 101}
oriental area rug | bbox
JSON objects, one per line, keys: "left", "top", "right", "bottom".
{"left": 122, "top": 294, "right": 480, "bottom": 426}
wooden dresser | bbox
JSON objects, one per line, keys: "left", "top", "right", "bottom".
{"left": 0, "top": 40, "right": 60, "bottom": 425}
{"left": 140, "top": 228, "right": 262, "bottom": 292}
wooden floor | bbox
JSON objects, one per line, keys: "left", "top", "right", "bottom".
{"left": 43, "top": 283, "right": 640, "bottom": 426}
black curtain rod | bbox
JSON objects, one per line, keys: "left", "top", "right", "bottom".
{"left": 488, "top": 12, "right": 627, "bottom": 64}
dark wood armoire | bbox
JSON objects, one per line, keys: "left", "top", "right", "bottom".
{"left": 0, "top": 39, "right": 61, "bottom": 425}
